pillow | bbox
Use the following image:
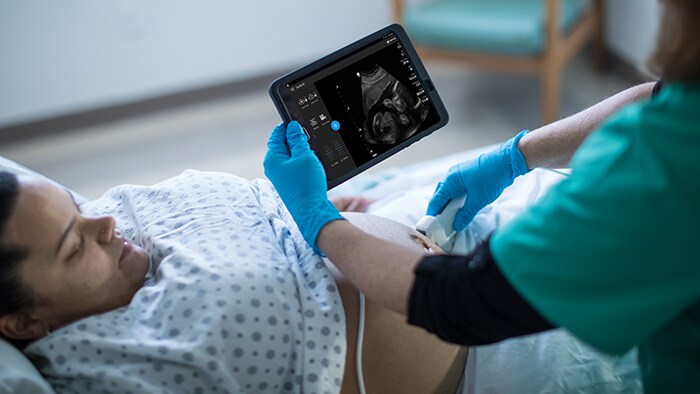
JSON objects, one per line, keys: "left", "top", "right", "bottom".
{"left": 0, "top": 339, "right": 55, "bottom": 394}
{"left": 0, "top": 155, "right": 58, "bottom": 393}
{"left": 0, "top": 155, "right": 54, "bottom": 180}
{"left": 0, "top": 155, "right": 88, "bottom": 203}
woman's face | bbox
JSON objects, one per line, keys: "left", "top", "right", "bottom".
{"left": 1, "top": 176, "right": 150, "bottom": 337}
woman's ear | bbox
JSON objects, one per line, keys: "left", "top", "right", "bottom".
{"left": 0, "top": 313, "right": 48, "bottom": 340}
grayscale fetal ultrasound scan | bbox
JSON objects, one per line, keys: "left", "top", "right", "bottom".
{"left": 361, "top": 64, "right": 430, "bottom": 145}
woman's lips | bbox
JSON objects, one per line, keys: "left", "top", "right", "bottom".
{"left": 119, "top": 238, "right": 133, "bottom": 262}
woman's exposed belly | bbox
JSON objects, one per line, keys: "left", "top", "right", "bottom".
{"left": 326, "top": 213, "right": 468, "bottom": 394}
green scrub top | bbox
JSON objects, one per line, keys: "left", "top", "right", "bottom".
{"left": 491, "top": 82, "right": 700, "bottom": 393}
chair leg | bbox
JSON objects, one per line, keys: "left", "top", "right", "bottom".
{"left": 541, "top": 64, "right": 561, "bottom": 124}
{"left": 593, "top": 0, "right": 606, "bottom": 71}
{"left": 542, "top": 0, "right": 562, "bottom": 125}
{"left": 392, "top": 0, "right": 404, "bottom": 23}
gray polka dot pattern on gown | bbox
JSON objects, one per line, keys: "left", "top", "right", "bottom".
{"left": 24, "top": 170, "right": 347, "bottom": 394}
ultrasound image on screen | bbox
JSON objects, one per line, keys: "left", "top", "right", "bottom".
{"left": 315, "top": 43, "right": 439, "bottom": 165}
{"left": 361, "top": 65, "right": 430, "bottom": 145}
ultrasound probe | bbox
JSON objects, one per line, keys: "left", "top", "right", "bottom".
{"left": 415, "top": 195, "right": 467, "bottom": 252}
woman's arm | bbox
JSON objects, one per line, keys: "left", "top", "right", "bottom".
{"left": 317, "top": 219, "right": 424, "bottom": 315}
{"left": 318, "top": 218, "right": 555, "bottom": 347}
{"left": 518, "top": 82, "right": 656, "bottom": 169}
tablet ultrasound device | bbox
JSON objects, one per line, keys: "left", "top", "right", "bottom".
{"left": 269, "top": 24, "right": 448, "bottom": 189}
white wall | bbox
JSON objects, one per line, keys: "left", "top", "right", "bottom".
{"left": 0, "top": 1, "right": 391, "bottom": 127}
{"left": 604, "top": 0, "right": 660, "bottom": 73}
{"left": 0, "top": 0, "right": 660, "bottom": 128}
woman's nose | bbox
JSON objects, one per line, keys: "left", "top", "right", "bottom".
{"left": 92, "top": 216, "right": 117, "bottom": 244}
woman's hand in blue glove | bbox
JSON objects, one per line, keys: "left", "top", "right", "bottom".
{"left": 427, "top": 130, "right": 530, "bottom": 232}
{"left": 263, "top": 121, "right": 344, "bottom": 254}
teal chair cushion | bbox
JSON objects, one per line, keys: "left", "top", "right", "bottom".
{"left": 404, "top": 0, "right": 591, "bottom": 56}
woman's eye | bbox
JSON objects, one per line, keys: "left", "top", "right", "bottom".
{"left": 70, "top": 234, "right": 84, "bottom": 258}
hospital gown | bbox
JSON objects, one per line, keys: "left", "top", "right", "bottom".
{"left": 24, "top": 170, "right": 347, "bottom": 394}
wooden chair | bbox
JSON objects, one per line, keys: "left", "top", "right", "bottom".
{"left": 393, "top": 0, "right": 604, "bottom": 124}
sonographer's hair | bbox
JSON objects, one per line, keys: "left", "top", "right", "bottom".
{"left": 648, "top": 0, "right": 700, "bottom": 82}
{"left": 0, "top": 172, "right": 33, "bottom": 320}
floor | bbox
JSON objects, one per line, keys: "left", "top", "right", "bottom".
{"left": 0, "top": 54, "right": 638, "bottom": 200}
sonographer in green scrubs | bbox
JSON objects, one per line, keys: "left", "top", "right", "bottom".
{"left": 491, "top": 81, "right": 700, "bottom": 392}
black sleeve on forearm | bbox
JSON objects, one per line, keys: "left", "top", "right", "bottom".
{"left": 407, "top": 237, "right": 555, "bottom": 346}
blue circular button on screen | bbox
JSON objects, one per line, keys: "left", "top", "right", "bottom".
{"left": 330, "top": 120, "right": 340, "bottom": 131}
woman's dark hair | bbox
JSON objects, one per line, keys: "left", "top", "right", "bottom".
{"left": 648, "top": 0, "right": 700, "bottom": 82}
{"left": 0, "top": 172, "right": 34, "bottom": 332}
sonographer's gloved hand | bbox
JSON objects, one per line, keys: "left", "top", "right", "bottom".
{"left": 427, "top": 130, "right": 529, "bottom": 232}
{"left": 264, "top": 121, "right": 345, "bottom": 254}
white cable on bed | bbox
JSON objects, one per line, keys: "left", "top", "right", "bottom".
{"left": 356, "top": 292, "right": 367, "bottom": 394}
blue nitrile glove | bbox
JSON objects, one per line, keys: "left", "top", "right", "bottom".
{"left": 263, "top": 121, "right": 345, "bottom": 254}
{"left": 427, "top": 130, "right": 529, "bottom": 232}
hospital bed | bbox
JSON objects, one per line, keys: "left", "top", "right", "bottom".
{"left": 0, "top": 150, "right": 641, "bottom": 394}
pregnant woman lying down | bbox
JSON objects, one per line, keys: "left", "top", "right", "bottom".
{"left": 0, "top": 170, "right": 465, "bottom": 394}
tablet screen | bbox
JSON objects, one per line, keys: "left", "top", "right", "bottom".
{"left": 274, "top": 30, "right": 443, "bottom": 186}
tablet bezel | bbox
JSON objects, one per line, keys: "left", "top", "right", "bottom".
{"left": 269, "top": 23, "right": 449, "bottom": 189}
